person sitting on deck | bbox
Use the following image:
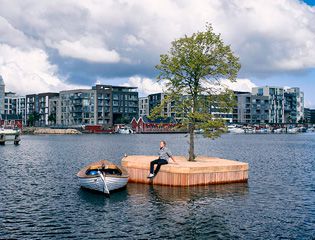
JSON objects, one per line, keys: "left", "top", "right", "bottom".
{"left": 147, "top": 140, "right": 176, "bottom": 178}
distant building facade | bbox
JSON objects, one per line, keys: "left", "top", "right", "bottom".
{"left": 26, "top": 92, "right": 59, "bottom": 126}
{"left": 59, "top": 89, "right": 96, "bottom": 126}
{"left": 284, "top": 87, "right": 304, "bottom": 123}
{"left": 94, "top": 85, "right": 138, "bottom": 126}
{"left": 139, "top": 97, "right": 149, "bottom": 117}
{"left": 232, "top": 92, "right": 251, "bottom": 123}
{"left": 310, "top": 109, "right": 315, "bottom": 124}
{"left": 4, "top": 92, "right": 27, "bottom": 125}
{"left": 304, "top": 108, "right": 311, "bottom": 123}
{"left": 252, "top": 86, "right": 285, "bottom": 124}
{"left": 58, "top": 85, "right": 138, "bottom": 127}
{"left": 234, "top": 86, "right": 304, "bottom": 124}
{"left": 0, "top": 76, "right": 5, "bottom": 115}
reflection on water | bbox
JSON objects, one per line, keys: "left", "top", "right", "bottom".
{"left": 1, "top": 133, "right": 315, "bottom": 239}
{"left": 127, "top": 182, "right": 249, "bottom": 203}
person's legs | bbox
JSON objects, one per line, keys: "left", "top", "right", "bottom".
{"left": 154, "top": 159, "right": 168, "bottom": 175}
{"left": 150, "top": 159, "right": 160, "bottom": 174}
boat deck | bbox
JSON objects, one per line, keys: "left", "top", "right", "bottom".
{"left": 122, "top": 155, "right": 249, "bottom": 186}
{"left": 0, "top": 130, "right": 21, "bottom": 145}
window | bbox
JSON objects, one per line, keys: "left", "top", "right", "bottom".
{"left": 269, "top": 88, "right": 275, "bottom": 95}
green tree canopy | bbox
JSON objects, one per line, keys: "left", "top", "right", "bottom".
{"left": 153, "top": 24, "right": 241, "bottom": 160}
{"left": 28, "top": 111, "right": 40, "bottom": 127}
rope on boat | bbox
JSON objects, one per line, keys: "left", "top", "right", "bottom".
{"left": 98, "top": 170, "right": 110, "bottom": 195}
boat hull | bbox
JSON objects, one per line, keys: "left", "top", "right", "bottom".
{"left": 78, "top": 175, "right": 128, "bottom": 193}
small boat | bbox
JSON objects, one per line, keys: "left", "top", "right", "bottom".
{"left": 243, "top": 127, "right": 254, "bottom": 134}
{"left": 274, "top": 128, "right": 283, "bottom": 134}
{"left": 298, "top": 127, "right": 307, "bottom": 133}
{"left": 287, "top": 127, "right": 298, "bottom": 134}
{"left": 0, "top": 128, "right": 20, "bottom": 135}
{"left": 77, "top": 160, "right": 129, "bottom": 195}
{"left": 0, "top": 128, "right": 21, "bottom": 145}
{"left": 227, "top": 125, "right": 245, "bottom": 134}
{"left": 117, "top": 127, "right": 133, "bottom": 134}
{"left": 256, "top": 128, "right": 271, "bottom": 134}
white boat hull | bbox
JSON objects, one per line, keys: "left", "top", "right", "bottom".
{"left": 78, "top": 176, "right": 128, "bottom": 193}
{"left": 287, "top": 128, "right": 298, "bottom": 134}
{"left": 0, "top": 129, "right": 20, "bottom": 135}
{"left": 228, "top": 128, "right": 245, "bottom": 134}
{"left": 118, "top": 128, "right": 133, "bottom": 134}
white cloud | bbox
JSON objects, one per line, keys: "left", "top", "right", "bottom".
{"left": 0, "top": 0, "right": 315, "bottom": 74}
{"left": 221, "top": 78, "right": 257, "bottom": 92}
{"left": 0, "top": 0, "right": 315, "bottom": 98}
{"left": 0, "top": 44, "right": 86, "bottom": 95}
{"left": 304, "top": 99, "right": 314, "bottom": 108}
{"left": 123, "top": 76, "right": 165, "bottom": 96}
{"left": 122, "top": 76, "right": 256, "bottom": 96}
{"left": 124, "top": 34, "right": 145, "bottom": 46}
{"left": 1, "top": 0, "right": 315, "bottom": 73}
{"left": 0, "top": 16, "right": 34, "bottom": 48}
{"left": 52, "top": 37, "right": 120, "bottom": 63}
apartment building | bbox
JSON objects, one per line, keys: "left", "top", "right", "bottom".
{"left": 4, "top": 92, "right": 26, "bottom": 125}
{"left": 139, "top": 97, "right": 149, "bottom": 117}
{"left": 58, "top": 85, "right": 138, "bottom": 127}
{"left": 252, "top": 86, "right": 285, "bottom": 124}
{"left": 59, "top": 89, "right": 96, "bottom": 126}
{"left": 94, "top": 85, "right": 138, "bottom": 125}
{"left": 234, "top": 86, "right": 304, "bottom": 124}
{"left": 233, "top": 92, "right": 251, "bottom": 123}
{"left": 148, "top": 93, "right": 176, "bottom": 118}
{"left": 26, "top": 92, "right": 59, "bottom": 126}
{"left": 0, "top": 76, "right": 5, "bottom": 115}
{"left": 284, "top": 87, "right": 304, "bottom": 123}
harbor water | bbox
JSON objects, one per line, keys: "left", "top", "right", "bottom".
{"left": 0, "top": 133, "right": 314, "bottom": 239}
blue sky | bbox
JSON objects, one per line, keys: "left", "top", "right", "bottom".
{"left": 0, "top": 0, "right": 314, "bottom": 107}
{"left": 303, "top": 0, "right": 315, "bottom": 6}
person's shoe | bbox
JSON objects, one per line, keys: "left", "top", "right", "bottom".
{"left": 147, "top": 173, "right": 154, "bottom": 178}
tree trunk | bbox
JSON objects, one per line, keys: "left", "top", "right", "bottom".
{"left": 188, "top": 123, "right": 195, "bottom": 161}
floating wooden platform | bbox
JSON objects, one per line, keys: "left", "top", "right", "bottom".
{"left": 122, "top": 155, "right": 249, "bottom": 186}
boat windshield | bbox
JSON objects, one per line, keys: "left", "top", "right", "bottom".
{"left": 85, "top": 168, "right": 122, "bottom": 176}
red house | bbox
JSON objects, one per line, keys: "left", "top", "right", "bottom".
{"left": 131, "top": 116, "right": 180, "bottom": 133}
{"left": 0, "top": 114, "right": 23, "bottom": 130}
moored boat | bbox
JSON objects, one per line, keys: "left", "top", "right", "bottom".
{"left": 77, "top": 160, "right": 129, "bottom": 195}
{"left": 0, "top": 128, "right": 21, "bottom": 145}
{"left": 117, "top": 126, "right": 134, "bottom": 134}
{"left": 287, "top": 127, "right": 298, "bottom": 134}
{"left": 227, "top": 125, "right": 245, "bottom": 134}
{"left": 0, "top": 128, "right": 20, "bottom": 135}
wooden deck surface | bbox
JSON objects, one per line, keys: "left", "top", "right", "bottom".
{"left": 122, "top": 155, "right": 249, "bottom": 186}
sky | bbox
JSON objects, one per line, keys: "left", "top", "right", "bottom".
{"left": 0, "top": 0, "right": 314, "bottom": 107}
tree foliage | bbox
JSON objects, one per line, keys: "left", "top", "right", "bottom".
{"left": 28, "top": 111, "right": 40, "bottom": 127}
{"left": 152, "top": 24, "right": 241, "bottom": 160}
{"left": 48, "top": 113, "right": 56, "bottom": 125}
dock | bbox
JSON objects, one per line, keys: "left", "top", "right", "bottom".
{"left": 0, "top": 130, "right": 21, "bottom": 145}
{"left": 122, "top": 155, "right": 249, "bottom": 186}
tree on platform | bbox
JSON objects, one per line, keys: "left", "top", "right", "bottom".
{"left": 152, "top": 24, "right": 241, "bottom": 161}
